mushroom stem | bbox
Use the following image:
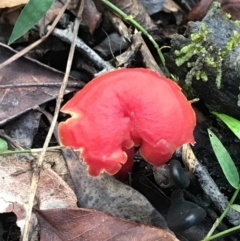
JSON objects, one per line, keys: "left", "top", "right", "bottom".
{"left": 114, "top": 147, "right": 134, "bottom": 180}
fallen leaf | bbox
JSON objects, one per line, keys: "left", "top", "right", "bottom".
{"left": 188, "top": 0, "right": 216, "bottom": 21}
{"left": 222, "top": 0, "right": 240, "bottom": 20}
{"left": 0, "top": 0, "right": 28, "bottom": 8}
{"left": 61, "top": 149, "right": 169, "bottom": 229}
{"left": 163, "top": 0, "right": 181, "bottom": 13}
{"left": 0, "top": 42, "right": 83, "bottom": 126}
{"left": 0, "top": 154, "right": 77, "bottom": 233}
{"left": 4, "top": 110, "right": 42, "bottom": 148}
{"left": 81, "top": 0, "right": 102, "bottom": 34}
{"left": 188, "top": 0, "right": 240, "bottom": 21}
{"left": 35, "top": 207, "right": 179, "bottom": 241}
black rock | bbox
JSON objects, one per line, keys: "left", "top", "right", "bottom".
{"left": 167, "top": 190, "right": 206, "bottom": 232}
{"left": 169, "top": 159, "right": 190, "bottom": 189}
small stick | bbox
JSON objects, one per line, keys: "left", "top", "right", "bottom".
{"left": 0, "top": 82, "right": 85, "bottom": 89}
{"left": 21, "top": 1, "right": 86, "bottom": 240}
{"left": 49, "top": 25, "right": 114, "bottom": 71}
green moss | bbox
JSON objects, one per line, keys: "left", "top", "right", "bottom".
{"left": 234, "top": 20, "right": 240, "bottom": 28}
{"left": 174, "top": 23, "right": 223, "bottom": 88}
{"left": 174, "top": 23, "right": 240, "bottom": 90}
{"left": 171, "top": 73, "right": 197, "bottom": 99}
{"left": 222, "top": 31, "right": 240, "bottom": 57}
{"left": 173, "top": 2, "right": 240, "bottom": 104}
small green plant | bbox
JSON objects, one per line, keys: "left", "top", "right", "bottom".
{"left": 202, "top": 112, "right": 240, "bottom": 240}
{"left": 0, "top": 138, "right": 8, "bottom": 152}
{"left": 222, "top": 31, "right": 240, "bottom": 58}
{"left": 208, "top": 129, "right": 239, "bottom": 189}
{"left": 8, "top": 0, "right": 55, "bottom": 44}
{"left": 101, "top": 0, "right": 170, "bottom": 76}
{"left": 0, "top": 143, "right": 62, "bottom": 155}
{"left": 212, "top": 112, "right": 240, "bottom": 139}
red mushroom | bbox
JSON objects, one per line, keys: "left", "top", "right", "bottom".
{"left": 58, "top": 68, "right": 196, "bottom": 176}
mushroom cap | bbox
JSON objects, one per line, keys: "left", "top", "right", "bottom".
{"left": 58, "top": 68, "right": 196, "bottom": 176}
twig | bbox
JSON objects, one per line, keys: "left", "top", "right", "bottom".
{"left": 205, "top": 225, "right": 240, "bottom": 240}
{"left": 0, "top": 82, "right": 84, "bottom": 89}
{"left": 49, "top": 25, "right": 114, "bottom": 71}
{"left": 20, "top": 1, "right": 86, "bottom": 240}
{"left": 0, "top": 146, "right": 62, "bottom": 155}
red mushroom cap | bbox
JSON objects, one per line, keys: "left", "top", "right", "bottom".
{"left": 58, "top": 68, "right": 196, "bottom": 176}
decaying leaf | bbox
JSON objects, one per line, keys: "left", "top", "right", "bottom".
{"left": 0, "top": 154, "right": 77, "bottom": 233}
{"left": 61, "top": 149, "right": 169, "bottom": 229}
{"left": 139, "top": 0, "right": 164, "bottom": 15}
{"left": 222, "top": 0, "right": 240, "bottom": 20}
{"left": 103, "top": 0, "right": 157, "bottom": 31}
{"left": 4, "top": 111, "right": 42, "bottom": 148}
{"left": 39, "top": 0, "right": 102, "bottom": 34}
{"left": 35, "top": 207, "right": 179, "bottom": 241}
{"left": 163, "top": 0, "right": 181, "bottom": 13}
{"left": 0, "top": 0, "right": 28, "bottom": 8}
{"left": 0, "top": 42, "right": 82, "bottom": 126}
{"left": 188, "top": 0, "right": 240, "bottom": 21}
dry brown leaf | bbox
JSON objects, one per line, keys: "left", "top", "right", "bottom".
{"left": 188, "top": 0, "right": 217, "bottom": 21}
{"left": 0, "top": 42, "right": 82, "bottom": 125}
{"left": 222, "top": 0, "right": 240, "bottom": 20}
{"left": 139, "top": 0, "right": 164, "bottom": 15}
{"left": 62, "top": 149, "right": 169, "bottom": 229}
{"left": 35, "top": 208, "right": 179, "bottom": 241}
{"left": 188, "top": 0, "right": 240, "bottom": 21}
{"left": 45, "top": 151, "right": 75, "bottom": 190}
{"left": 103, "top": 0, "right": 157, "bottom": 31}
{"left": 163, "top": 0, "right": 181, "bottom": 13}
{"left": 0, "top": 154, "right": 77, "bottom": 233}
{"left": 81, "top": 0, "right": 102, "bottom": 34}
{"left": 0, "top": 0, "right": 28, "bottom": 8}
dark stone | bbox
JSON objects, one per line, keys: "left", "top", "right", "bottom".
{"left": 167, "top": 190, "right": 206, "bottom": 232}
{"left": 169, "top": 159, "right": 190, "bottom": 189}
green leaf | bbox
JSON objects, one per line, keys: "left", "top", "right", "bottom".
{"left": 0, "top": 138, "right": 8, "bottom": 152}
{"left": 208, "top": 129, "right": 239, "bottom": 189}
{"left": 212, "top": 112, "right": 240, "bottom": 140}
{"left": 8, "top": 0, "right": 54, "bottom": 44}
{"left": 231, "top": 204, "right": 240, "bottom": 213}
